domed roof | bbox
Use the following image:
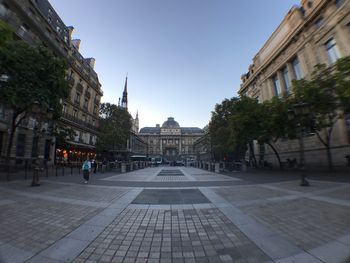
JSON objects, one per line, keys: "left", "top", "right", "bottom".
{"left": 162, "top": 117, "right": 180, "bottom": 128}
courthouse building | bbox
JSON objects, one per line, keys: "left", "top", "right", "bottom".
{"left": 0, "top": 0, "right": 102, "bottom": 165}
{"left": 139, "top": 117, "right": 204, "bottom": 162}
{"left": 239, "top": 0, "right": 350, "bottom": 166}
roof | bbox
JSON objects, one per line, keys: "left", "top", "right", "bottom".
{"left": 139, "top": 127, "right": 161, "bottom": 134}
{"left": 139, "top": 127, "right": 203, "bottom": 135}
{"left": 181, "top": 128, "right": 203, "bottom": 134}
{"left": 162, "top": 117, "right": 180, "bottom": 128}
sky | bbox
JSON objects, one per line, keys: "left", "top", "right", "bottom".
{"left": 49, "top": 0, "right": 298, "bottom": 129}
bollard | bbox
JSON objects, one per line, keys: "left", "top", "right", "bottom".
{"left": 24, "top": 161, "right": 28, "bottom": 180}
{"left": 215, "top": 163, "right": 220, "bottom": 173}
{"left": 121, "top": 163, "right": 126, "bottom": 173}
{"left": 71, "top": 166, "right": 73, "bottom": 176}
{"left": 55, "top": 165, "right": 58, "bottom": 176}
{"left": 62, "top": 165, "right": 64, "bottom": 176}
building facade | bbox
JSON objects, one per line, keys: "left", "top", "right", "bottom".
{"left": 238, "top": 0, "right": 350, "bottom": 166}
{"left": 139, "top": 117, "right": 204, "bottom": 162}
{"left": 0, "top": 0, "right": 102, "bottom": 166}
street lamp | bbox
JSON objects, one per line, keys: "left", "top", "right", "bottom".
{"left": 30, "top": 101, "right": 54, "bottom": 186}
{"left": 288, "top": 102, "right": 310, "bottom": 187}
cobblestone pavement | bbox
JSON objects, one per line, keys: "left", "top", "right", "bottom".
{"left": 0, "top": 167, "right": 349, "bottom": 263}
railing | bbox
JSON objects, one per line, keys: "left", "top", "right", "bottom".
{"left": 61, "top": 112, "right": 98, "bottom": 131}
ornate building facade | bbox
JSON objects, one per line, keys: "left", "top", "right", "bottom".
{"left": 238, "top": 0, "right": 350, "bottom": 167}
{"left": 139, "top": 117, "right": 204, "bottom": 162}
{"left": 0, "top": 0, "right": 103, "bottom": 165}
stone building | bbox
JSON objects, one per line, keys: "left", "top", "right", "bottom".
{"left": 0, "top": 0, "right": 102, "bottom": 165}
{"left": 139, "top": 117, "right": 204, "bottom": 162}
{"left": 238, "top": 0, "right": 350, "bottom": 167}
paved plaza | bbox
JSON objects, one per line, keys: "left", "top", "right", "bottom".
{"left": 0, "top": 167, "right": 349, "bottom": 263}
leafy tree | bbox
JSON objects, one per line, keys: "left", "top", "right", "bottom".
{"left": 292, "top": 57, "right": 350, "bottom": 171}
{"left": 229, "top": 96, "right": 263, "bottom": 167}
{"left": 258, "top": 97, "right": 294, "bottom": 169}
{"left": 0, "top": 21, "right": 70, "bottom": 161}
{"left": 97, "top": 103, "right": 132, "bottom": 157}
{"left": 209, "top": 98, "right": 238, "bottom": 161}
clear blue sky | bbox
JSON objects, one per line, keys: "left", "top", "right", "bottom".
{"left": 50, "top": 0, "right": 298, "bottom": 129}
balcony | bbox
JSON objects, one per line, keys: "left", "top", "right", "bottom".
{"left": 61, "top": 112, "right": 99, "bottom": 132}
{"left": 94, "top": 98, "right": 100, "bottom": 105}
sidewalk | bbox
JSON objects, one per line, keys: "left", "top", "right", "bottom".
{"left": 0, "top": 167, "right": 349, "bottom": 263}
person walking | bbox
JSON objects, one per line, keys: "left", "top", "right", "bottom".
{"left": 82, "top": 159, "right": 91, "bottom": 184}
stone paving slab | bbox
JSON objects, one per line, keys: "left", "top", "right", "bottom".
{"left": 73, "top": 208, "right": 271, "bottom": 263}
{"left": 0, "top": 195, "right": 102, "bottom": 256}
{"left": 212, "top": 185, "right": 287, "bottom": 202}
{"left": 241, "top": 197, "right": 350, "bottom": 250}
{"left": 131, "top": 189, "right": 210, "bottom": 204}
{"left": 319, "top": 185, "right": 350, "bottom": 201}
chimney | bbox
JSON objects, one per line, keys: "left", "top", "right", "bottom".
{"left": 71, "top": 39, "right": 81, "bottom": 50}
{"left": 85, "top": 58, "right": 95, "bottom": 69}
{"left": 67, "top": 26, "right": 74, "bottom": 39}
{"left": 156, "top": 124, "right": 160, "bottom": 128}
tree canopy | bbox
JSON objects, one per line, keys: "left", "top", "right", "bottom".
{"left": 0, "top": 21, "right": 71, "bottom": 158}
{"left": 97, "top": 103, "right": 132, "bottom": 156}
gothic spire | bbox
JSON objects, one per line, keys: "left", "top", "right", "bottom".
{"left": 121, "top": 75, "right": 128, "bottom": 109}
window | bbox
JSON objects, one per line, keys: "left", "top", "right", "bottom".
{"left": 92, "top": 119, "right": 95, "bottom": 127}
{"left": 62, "top": 103, "right": 67, "bottom": 114}
{"left": 0, "top": 131, "right": 3, "bottom": 156}
{"left": 0, "top": 104, "right": 5, "bottom": 119}
{"left": 75, "top": 92, "right": 80, "bottom": 104}
{"left": 346, "top": 114, "right": 350, "bottom": 142}
{"left": 84, "top": 98, "right": 88, "bottom": 109}
{"left": 82, "top": 114, "right": 86, "bottom": 122}
{"left": 16, "top": 134, "right": 26, "bottom": 157}
{"left": 31, "top": 136, "right": 38, "bottom": 157}
{"left": 282, "top": 67, "right": 291, "bottom": 92}
{"left": 0, "top": 3, "right": 9, "bottom": 16}
{"left": 292, "top": 57, "right": 303, "bottom": 80}
{"left": 315, "top": 16, "right": 324, "bottom": 28}
{"left": 336, "top": 0, "right": 344, "bottom": 8}
{"left": 272, "top": 75, "right": 281, "bottom": 96}
{"left": 73, "top": 109, "right": 78, "bottom": 118}
{"left": 325, "top": 38, "right": 340, "bottom": 64}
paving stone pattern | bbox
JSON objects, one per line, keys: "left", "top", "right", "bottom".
{"left": 131, "top": 189, "right": 210, "bottom": 205}
{"left": 0, "top": 197, "right": 102, "bottom": 254}
{"left": 73, "top": 208, "right": 271, "bottom": 263}
{"left": 241, "top": 197, "right": 350, "bottom": 250}
{"left": 157, "top": 170, "right": 185, "bottom": 177}
{"left": 213, "top": 185, "right": 287, "bottom": 202}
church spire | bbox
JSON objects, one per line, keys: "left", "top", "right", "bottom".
{"left": 121, "top": 75, "right": 128, "bottom": 109}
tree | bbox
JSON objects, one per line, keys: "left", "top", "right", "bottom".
{"left": 258, "top": 97, "right": 293, "bottom": 169}
{"left": 229, "top": 96, "right": 263, "bottom": 167}
{"left": 97, "top": 103, "right": 132, "bottom": 158}
{"left": 292, "top": 57, "right": 350, "bottom": 171}
{"left": 209, "top": 98, "right": 242, "bottom": 161}
{"left": 0, "top": 21, "right": 70, "bottom": 161}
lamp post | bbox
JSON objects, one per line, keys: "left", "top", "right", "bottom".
{"left": 31, "top": 101, "right": 54, "bottom": 186}
{"left": 288, "top": 102, "right": 310, "bottom": 187}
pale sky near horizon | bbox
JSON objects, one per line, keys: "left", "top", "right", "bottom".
{"left": 49, "top": 0, "right": 298, "bottom": 129}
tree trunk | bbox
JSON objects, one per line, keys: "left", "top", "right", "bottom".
{"left": 248, "top": 141, "right": 257, "bottom": 168}
{"left": 266, "top": 142, "right": 283, "bottom": 170}
{"left": 5, "top": 113, "right": 18, "bottom": 160}
{"left": 326, "top": 144, "right": 333, "bottom": 172}
{"left": 5, "top": 113, "right": 18, "bottom": 180}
